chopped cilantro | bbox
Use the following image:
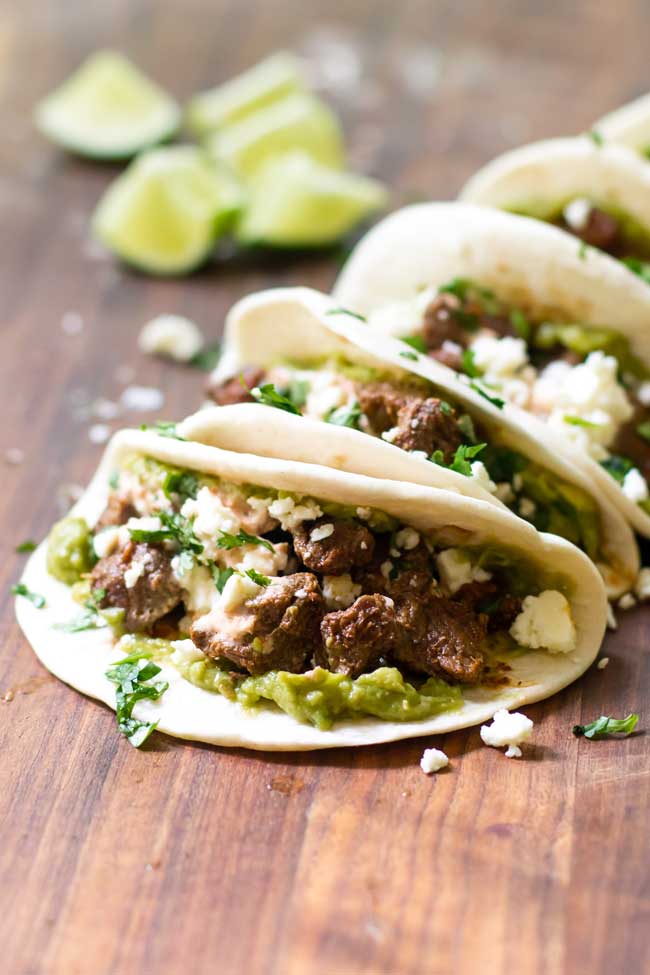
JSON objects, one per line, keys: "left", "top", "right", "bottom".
{"left": 105, "top": 653, "right": 169, "bottom": 748}
{"left": 600, "top": 454, "right": 635, "bottom": 484}
{"left": 578, "top": 241, "right": 589, "bottom": 260}
{"left": 189, "top": 340, "right": 222, "bottom": 372}
{"left": 470, "top": 382, "right": 505, "bottom": 409}
{"left": 326, "top": 401, "right": 362, "bottom": 429}
{"left": 399, "top": 349, "right": 419, "bottom": 361}
{"left": 622, "top": 257, "right": 650, "bottom": 284}
{"left": 587, "top": 129, "right": 604, "bottom": 146}
{"left": 11, "top": 583, "right": 45, "bottom": 608}
{"left": 209, "top": 564, "right": 234, "bottom": 592}
{"left": 286, "top": 378, "right": 309, "bottom": 409}
{"left": 457, "top": 413, "right": 478, "bottom": 443}
{"left": 54, "top": 588, "right": 118, "bottom": 633}
{"left": 216, "top": 529, "right": 274, "bottom": 553}
{"left": 244, "top": 568, "right": 271, "bottom": 587}
{"left": 509, "top": 308, "right": 530, "bottom": 340}
{"left": 250, "top": 382, "right": 301, "bottom": 415}
{"left": 461, "top": 347, "right": 481, "bottom": 377}
{"left": 439, "top": 401, "right": 452, "bottom": 415}
{"left": 564, "top": 415, "right": 601, "bottom": 428}
{"left": 325, "top": 307, "right": 367, "bottom": 322}
{"left": 15, "top": 540, "right": 37, "bottom": 553}
{"left": 637, "top": 421, "right": 650, "bottom": 442}
{"left": 431, "top": 442, "right": 486, "bottom": 477}
{"left": 108, "top": 471, "right": 120, "bottom": 490}
{"left": 129, "top": 511, "right": 204, "bottom": 554}
{"left": 401, "top": 335, "right": 427, "bottom": 354}
{"left": 140, "top": 421, "right": 186, "bottom": 440}
{"left": 573, "top": 713, "right": 639, "bottom": 739}
{"left": 163, "top": 469, "right": 199, "bottom": 501}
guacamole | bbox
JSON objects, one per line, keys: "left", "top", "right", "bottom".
{"left": 46, "top": 516, "right": 95, "bottom": 584}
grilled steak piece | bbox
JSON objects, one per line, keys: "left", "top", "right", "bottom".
{"left": 96, "top": 493, "right": 138, "bottom": 528}
{"left": 393, "top": 594, "right": 487, "bottom": 684}
{"left": 318, "top": 593, "right": 398, "bottom": 676}
{"left": 455, "top": 580, "right": 522, "bottom": 632}
{"left": 422, "top": 293, "right": 475, "bottom": 352}
{"left": 190, "top": 573, "right": 325, "bottom": 674}
{"left": 207, "top": 365, "right": 266, "bottom": 406}
{"left": 357, "top": 381, "right": 463, "bottom": 461}
{"left": 357, "top": 381, "right": 408, "bottom": 432}
{"left": 91, "top": 542, "right": 182, "bottom": 632}
{"left": 561, "top": 206, "right": 620, "bottom": 254}
{"left": 292, "top": 517, "right": 375, "bottom": 576}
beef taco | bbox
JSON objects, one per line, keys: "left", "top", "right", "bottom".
{"left": 204, "top": 286, "right": 638, "bottom": 596}
{"left": 333, "top": 203, "right": 650, "bottom": 538}
{"left": 16, "top": 424, "right": 606, "bottom": 751}
{"left": 460, "top": 135, "right": 650, "bottom": 273}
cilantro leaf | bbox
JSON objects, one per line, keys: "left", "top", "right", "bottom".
{"left": 509, "top": 308, "right": 530, "bottom": 340}
{"left": 587, "top": 129, "right": 604, "bottom": 146}
{"left": 399, "top": 349, "right": 419, "bottom": 361}
{"left": 105, "top": 655, "right": 168, "bottom": 748}
{"left": 129, "top": 511, "right": 204, "bottom": 554}
{"left": 250, "top": 382, "right": 301, "bottom": 415}
{"left": 564, "top": 415, "right": 601, "bottom": 429}
{"left": 622, "top": 257, "right": 650, "bottom": 284}
{"left": 140, "top": 421, "right": 186, "bottom": 440}
{"left": 244, "top": 568, "right": 271, "bottom": 587}
{"left": 573, "top": 713, "right": 639, "bottom": 739}
{"left": 600, "top": 454, "right": 635, "bottom": 484}
{"left": 401, "top": 335, "right": 427, "bottom": 354}
{"left": 326, "top": 401, "right": 362, "bottom": 429}
{"left": 636, "top": 421, "right": 650, "bottom": 442}
{"left": 163, "top": 469, "right": 199, "bottom": 501}
{"left": 216, "top": 529, "right": 274, "bottom": 553}
{"left": 15, "top": 540, "right": 37, "bottom": 553}
{"left": 11, "top": 583, "right": 46, "bottom": 608}
{"left": 470, "top": 381, "right": 505, "bottom": 409}
{"left": 189, "top": 340, "right": 222, "bottom": 372}
{"left": 325, "top": 307, "right": 367, "bottom": 322}
{"left": 431, "top": 442, "right": 486, "bottom": 477}
{"left": 209, "top": 564, "right": 235, "bottom": 592}
{"left": 461, "top": 348, "right": 481, "bottom": 377}
{"left": 578, "top": 241, "right": 589, "bottom": 260}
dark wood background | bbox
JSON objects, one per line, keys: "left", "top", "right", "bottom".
{"left": 2, "top": 2, "right": 650, "bottom": 973}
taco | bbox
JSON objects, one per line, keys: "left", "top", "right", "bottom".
{"left": 204, "top": 286, "right": 638, "bottom": 596}
{"left": 333, "top": 203, "right": 650, "bottom": 538}
{"left": 460, "top": 135, "right": 650, "bottom": 274}
{"left": 595, "top": 93, "right": 650, "bottom": 158}
{"left": 16, "top": 424, "right": 606, "bottom": 751}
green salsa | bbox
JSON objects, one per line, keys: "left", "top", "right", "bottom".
{"left": 46, "top": 516, "right": 95, "bottom": 584}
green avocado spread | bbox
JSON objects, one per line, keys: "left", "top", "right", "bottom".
{"left": 46, "top": 516, "right": 95, "bottom": 584}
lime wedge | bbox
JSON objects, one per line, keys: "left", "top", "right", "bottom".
{"left": 236, "top": 152, "right": 387, "bottom": 247}
{"left": 35, "top": 51, "right": 180, "bottom": 160}
{"left": 186, "top": 51, "right": 306, "bottom": 137}
{"left": 93, "top": 146, "right": 244, "bottom": 275}
{"left": 207, "top": 93, "right": 344, "bottom": 179}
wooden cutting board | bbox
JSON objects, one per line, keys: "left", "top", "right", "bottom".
{"left": 1, "top": 2, "right": 648, "bottom": 972}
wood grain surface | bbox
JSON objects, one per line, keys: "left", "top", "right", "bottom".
{"left": 2, "top": 2, "right": 649, "bottom": 973}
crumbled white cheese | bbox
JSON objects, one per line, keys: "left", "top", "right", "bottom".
{"left": 394, "top": 526, "right": 420, "bottom": 551}
{"left": 409, "top": 450, "right": 428, "bottom": 460}
{"left": 88, "top": 423, "right": 111, "bottom": 444}
{"left": 238, "top": 542, "right": 288, "bottom": 577}
{"left": 170, "top": 638, "right": 204, "bottom": 667}
{"left": 381, "top": 426, "right": 400, "bottom": 444}
{"left": 356, "top": 507, "right": 372, "bottom": 521}
{"left": 380, "top": 560, "right": 393, "bottom": 580}
{"left": 634, "top": 567, "right": 650, "bottom": 601}
{"left": 519, "top": 497, "right": 536, "bottom": 519}
{"left": 322, "top": 573, "right": 362, "bottom": 609}
{"left": 480, "top": 708, "right": 533, "bottom": 757}
{"left": 471, "top": 334, "right": 528, "bottom": 379}
{"left": 636, "top": 381, "right": 650, "bottom": 407}
{"left": 607, "top": 604, "right": 618, "bottom": 630}
{"left": 495, "top": 482, "right": 515, "bottom": 504}
{"left": 563, "top": 197, "right": 592, "bottom": 231}
{"left": 171, "top": 559, "right": 218, "bottom": 614}
{"left": 120, "top": 385, "right": 165, "bottom": 412}
{"left": 220, "top": 571, "right": 264, "bottom": 612}
{"left": 597, "top": 657, "right": 610, "bottom": 670}
{"left": 305, "top": 370, "right": 348, "bottom": 418}
{"left": 420, "top": 748, "right": 449, "bottom": 774}
{"left": 93, "top": 527, "right": 121, "bottom": 559}
{"left": 138, "top": 314, "right": 204, "bottom": 362}
{"left": 436, "top": 548, "right": 491, "bottom": 594}
{"left": 181, "top": 487, "right": 240, "bottom": 557}
{"left": 509, "top": 590, "right": 576, "bottom": 653}
{"left": 618, "top": 592, "right": 636, "bottom": 611}
{"left": 124, "top": 559, "right": 145, "bottom": 589}
{"left": 126, "top": 515, "right": 162, "bottom": 533}
{"left": 266, "top": 495, "right": 322, "bottom": 531}
{"left": 622, "top": 467, "right": 649, "bottom": 503}
{"left": 470, "top": 461, "right": 497, "bottom": 495}
{"left": 310, "top": 523, "right": 334, "bottom": 542}
{"left": 512, "top": 473, "right": 523, "bottom": 492}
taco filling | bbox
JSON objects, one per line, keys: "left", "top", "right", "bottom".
{"left": 208, "top": 358, "right": 604, "bottom": 562}
{"left": 46, "top": 454, "right": 578, "bottom": 731}
{"left": 344, "top": 278, "right": 650, "bottom": 514}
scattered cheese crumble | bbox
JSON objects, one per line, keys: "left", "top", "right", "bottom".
{"left": 322, "top": 574, "right": 362, "bottom": 609}
{"left": 220, "top": 572, "right": 264, "bottom": 612}
{"left": 510, "top": 590, "right": 576, "bottom": 654}
{"left": 622, "top": 467, "right": 649, "bottom": 503}
{"left": 420, "top": 748, "right": 449, "bottom": 774}
{"left": 618, "top": 592, "right": 636, "bottom": 611}
{"left": 394, "top": 526, "right": 420, "bottom": 551}
{"left": 138, "top": 314, "right": 204, "bottom": 362}
{"left": 480, "top": 709, "right": 533, "bottom": 758}
{"left": 310, "top": 523, "right": 334, "bottom": 542}
{"left": 634, "top": 568, "right": 650, "bottom": 601}
{"left": 123, "top": 559, "right": 145, "bottom": 589}
{"left": 436, "top": 548, "right": 491, "bottom": 594}
{"left": 597, "top": 657, "right": 610, "bottom": 670}
{"left": 470, "top": 461, "right": 497, "bottom": 494}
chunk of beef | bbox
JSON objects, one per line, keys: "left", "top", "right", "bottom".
{"left": 393, "top": 594, "right": 487, "bottom": 684}
{"left": 562, "top": 206, "right": 620, "bottom": 254}
{"left": 455, "top": 580, "right": 522, "bottom": 632}
{"left": 190, "top": 573, "right": 325, "bottom": 674}
{"left": 611, "top": 399, "right": 650, "bottom": 481}
{"left": 96, "top": 493, "right": 138, "bottom": 528}
{"left": 357, "top": 382, "right": 406, "bottom": 432}
{"left": 355, "top": 540, "right": 435, "bottom": 601}
{"left": 392, "top": 397, "right": 464, "bottom": 460}
{"left": 292, "top": 517, "right": 375, "bottom": 576}
{"left": 318, "top": 594, "right": 398, "bottom": 677}
{"left": 90, "top": 542, "right": 182, "bottom": 632}
{"left": 422, "top": 294, "right": 474, "bottom": 352}
{"left": 207, "top": 366, "right": 266, "bottom": 406}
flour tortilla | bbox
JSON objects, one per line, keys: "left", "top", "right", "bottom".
{"left": 460, "top": 136, "right": 650, "bottom": 246}
{"left": 16, "top": 427, "right": 607, "bottom": 751}
{"left": 595, "top": 94, "right": 650, "bottom": 155}
{"left": 333, "top": 203, "right": 650, "bottom": 536}
{"left": 201, "top": 286, "right": 637, "bottom": 594}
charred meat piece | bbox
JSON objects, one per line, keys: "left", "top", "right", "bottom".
{"left": 319, "top": 594, "right": 398, "bottom": 677}
{"left": 292, "top": 517, "right": 375, "bottom": 576}
{"left": 422, "top": 293, "right": 474, "bottom": 351}
{"left": 393, "top": 594, "right": 486, "bottom": 684}
{"left": 96, "top": 493, "right": 138, "bottom": 529}
{"left": 91, "top": 542, "right": 182, "bottom": 632}
{"left": 455, "top": 580, "right": 522, "bottom": 632}
{"left": 190, "top": 573, "right": 325, "bottom": 674}
{"left": 207, "top": 365, "right": 266, "bottom": 406}
{"left": 562, "top": 206, "right": 620, "bottom": 254}
{"left": 392, "top": 397, "right": 464, "bottom": 460}
{"left": 355, "top": 540, "right": 435, "bottom": 601}
{"left": 357, "top": 381, "right": 407, "bottom": 432}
